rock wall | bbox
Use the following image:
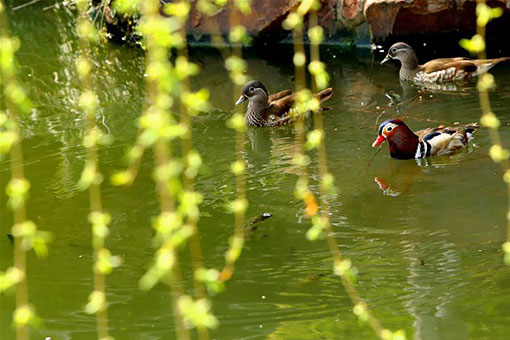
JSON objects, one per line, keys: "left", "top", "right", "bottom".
{"left": 185, "top": 0, "right": 510, "bottom": 42}
{"left": 364, "top": 0, "right": 510, "bottom": 39}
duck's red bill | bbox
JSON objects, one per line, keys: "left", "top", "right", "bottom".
{"left": 372, "top": 135, "right": 385, "bottom": 147}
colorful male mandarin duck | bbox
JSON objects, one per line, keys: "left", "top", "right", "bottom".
{"left": 372, "top": 119, "right": 479, "bottom": 160}
{"left": 381, "top": 42, "right": 510, "bottom": 82}
{"left": 235, "top": 80, "right": 333, "bottom": 127}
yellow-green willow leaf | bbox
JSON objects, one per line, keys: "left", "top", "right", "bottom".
{"left": 292, "top": 154, "right": 310, "bottom": 167}
{"left": 79, "top": 90, "right": 98, "bottom": 112}
{"left": 228, "top": 198, "right": 248, "bottom": 214}
{"left": 477, "top": 73, "right": 496, "bottom": 92}
{"left": 308, "top": 26, "right": 324, "bottom": 44}
{"left": 13, "top": 304, "right": 36, "bottom": 327}
{"left": 85, "top": 291, "right": 106, "bottom": 314}
{"left": 489, "top": 144, "right": 510, "bottom": 162}
{"left": 197, "top": 0, "right": 221, "bottom": 15}
{"left": 0, "top": 267, "right": 23, "bottom": 292}
{"left": 229, "top": 25, "right": 251, "bottom": 45}
{"left": 459, "top": 34, "right": 485, "bottom": 54}
{"left": 293, "top": 52, "right": 306, "bottom": 67}
{"left": 154, "top": 159, "right": 182, "bottom": 182}
{"left": 164, "top": 1, "right": 191, "bottom": 18}
{"left": 182, "top": 89, "right": 211, "bottom": 112}
{"left": 96, "top": 248, "right": 122, "bottom": 274}
{"left": 178, "top": 296, "right": 219, "bottom": 329}
{"left": 225, "top": 56, "right": 247, "bottom": 72}
{"left": 503, "top": 242, "right": 510, "bottom": 265}
{"left": 282, "top": 12, "right": 302, "bottom": 30}
{"left": 195, "top": 268, "right": 224, "bottom": 295}
{"left": 353, "top": 302, "right": 369, "bottom": 322}
{"left": 476, "top": 3, "right": 503, "bottom": 27}
{"left": 225, "top": 235, "right": 243, "bottom": 262}
{"left": 333, "top": 259, "right": 351, "bottom": 276}
{"left": 5, "top": 82, "right": 32, "bottom": 114}
{"left": 227, "top": 113, "right": 245, "bottom": 132}
{"left": 0, "top": 130, "right": 18, "bottom": 155}
{"left": 480, "top": 112, "right": 500, "bottom": 128}
{"left": 234, "top": 0, "right": 251, "bottom": 15}
{"left": 294, "top": 176, "right": 308, "bottom": 200}
{"left": 230, "top": 160, "right": 246, "bottom": 175}
{"left": 153, "top": 212, "right": 183, "bottom": 234}
{"left": 321, "top": 172, "right": 336, "bottom": 195}
{"left": 76, "top": 57, "right": 91, "bottom": 76}
{"left": 503, "top": 170, "right": 510, "bottom": 184}
{"left": 6, "top": 178, "right": 30, "bottom": 209}
{"left": 184, "top": 150, "right": 202, "bottom": 179}
{"left": 113, "top": 0, "right": 140, "bottom": 14}
{"left": 306, "top": 216, "right": 327, "bottom": 240}
{"left": 175, "top": 57, "right": 199, "bottom": 80}
{"left": 156, "top": 247, "right": 175, "bottom": 270}
{"left": 305, "top": 129, "right": 323, "bottom": 150}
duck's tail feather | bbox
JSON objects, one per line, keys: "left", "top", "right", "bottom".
{"left": 465, "top": 122, "right": 479, "bottom": 141}
{"left": 476, "top": 57, "right": 510, "bottom": 74}
{"left": 316, "top": 88, "right": 333, "bottom": 103}
{"left": 491, "top": 56, "right": 510, "bottom": 64}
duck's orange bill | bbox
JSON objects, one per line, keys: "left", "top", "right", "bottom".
{"left": 372, "top": 135, "right": 386, "bottom": 147}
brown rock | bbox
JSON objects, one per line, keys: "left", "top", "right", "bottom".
{"left": 338, "top": 0, "right": 366, "bottom": 28}
{"left": 318, "top": 0, "right": 338, "bottom": 31}
{"left": 392, "top": 0, "right": 459, "bottom": 35}
{"left": 364, "top": 0, "right": 458, "bottom": 38}
{"left": 363, "top": 0, "right": 405, "bottom": 38}
{"left": 185, "top": 0, "right": 349, "bottom": 39}
{"left": 364, "top": 0, "right": 510, "bottom": 39}
{"left": 186, "top": 0, "right": 300, "bottom": 37}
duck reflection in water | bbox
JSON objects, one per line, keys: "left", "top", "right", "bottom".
{"left": 374, "top": 160, "right": 423, "bottom": 196}
{"left": 245, "top": 126, "right": 307, "bottom": 176}
{"left": 374, "top": 148, "right": 477, "bottom": 196}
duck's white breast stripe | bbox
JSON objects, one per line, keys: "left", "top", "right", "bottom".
{"left": 415, "top": 141, "right": 431, "bottom": 159}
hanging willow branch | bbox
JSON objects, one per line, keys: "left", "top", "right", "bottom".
{"left": 0, "top": 2, "right": 51, "bottom": 340}
{"left": 75, "top": 1, "right": 121, "bottom": 339}
{"left": 283, "top": 1, "right": 407, "bottom": 339}
{"left": 460, "top": 0, "right": 510, "bottom": 265}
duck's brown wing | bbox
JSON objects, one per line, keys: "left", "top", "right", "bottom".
{"left": 417, "top": 123, "right": 479, "bottom": 140}
{"left": 415, "top": 126, "right": 444, "bottom": 140}
{"left": 417, "top": 123, "right": 479, "bottom": 156}
{"left": 426, "top": 57, "right": 470, "bottom": 64}
{"left": 268, "top": 90, "right": 292, "bottom": 102}
{"left": 422, "top": 59, "right": 477, "bottom": 74}
{"left": 314, "top": 88, "right": 333, "bottom": 104}
{"left": 265, "top": 87, "right": 333, "bottom": 121}
{"left": 266, "top": 93, "right": 296, "bottom": 118}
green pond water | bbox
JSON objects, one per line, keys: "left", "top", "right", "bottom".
{"left": 2, "top": 3, "right": 510, "bottom": 340}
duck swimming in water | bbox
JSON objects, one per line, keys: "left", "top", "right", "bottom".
{"left": 381, "top": 42, "right": 510, "bottom": 83}
{"left": 235, "top": 80, "right": 333, "bottom": 127}
{"left": 373, "top": 119, "right": 479, "bottom": 160}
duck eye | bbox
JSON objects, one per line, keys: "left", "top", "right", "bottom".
{"left": 391, "top": 48, "right": 397, "bottom": 53}
{"left": 387, "top": 126, "right": 393, "bottom": 132}
{"left": 249, "top": 87, "right": 255, "bottom": 92}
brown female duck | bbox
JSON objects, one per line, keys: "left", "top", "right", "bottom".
{"left": 382, "top": 42, "right": 510, "bottom": 83}
{"left": 235, "top": 80, "right": 333, "bottom": 127}
{"left": 373, "top": 119, "right": 479, "bottom": 160}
